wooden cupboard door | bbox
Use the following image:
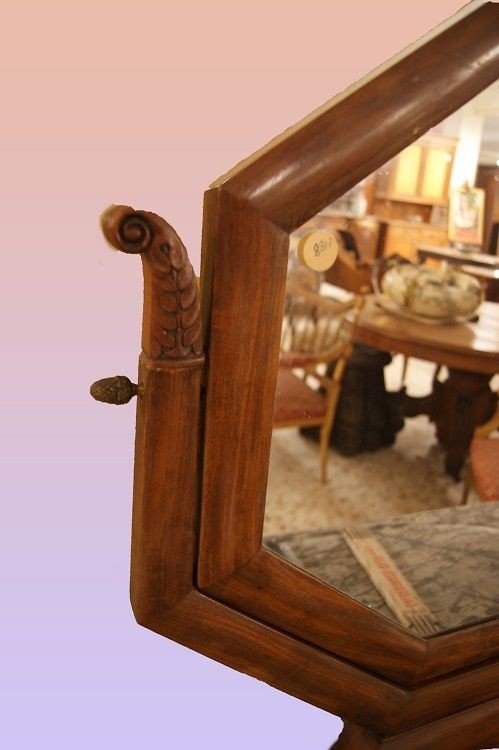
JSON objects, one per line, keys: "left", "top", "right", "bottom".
{"left": 383, "top": 225, "right": 417, "bottom": 260}
{"left": 384, "top": 224, "right": 448, "bottom": 261}
{"left": 375, "top": 136, "right": 456, "bottom": 206}
{"left": 392, "top": 144, "right": 423, "bottom": 198}
{"left": 420, "top": 147, "right": 453, "bottom": 203}
{"left": 419, "top": 226, "right": 448, "bottom": 247}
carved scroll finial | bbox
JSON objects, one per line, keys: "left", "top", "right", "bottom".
{"left": 100, "top": 205, "right": 202, "bottom": 361}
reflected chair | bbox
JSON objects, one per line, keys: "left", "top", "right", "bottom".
{"left": 462, "top": 399, "right": 499, "bottom": 504}
{"left": 273, "top": 285, "right": 363, "bottom": 482}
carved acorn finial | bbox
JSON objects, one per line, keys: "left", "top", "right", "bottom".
{"left": 90, "top": 376, "right": 139, "bottom": 405}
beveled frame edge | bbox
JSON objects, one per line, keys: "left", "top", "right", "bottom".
{"left": 128, "top": 352, "right": 499, "bottom": 738}
{"left": 196, "top": 2, "right": 499, "bottom": 686}
{"left": 128, "top": 351, "right": 499, "bottom": 738}
{"left": 96, "top": 206, "right": 499, "bottom": 740}
{"left": 132, "top": 594, "right": 499, "bottom": 741}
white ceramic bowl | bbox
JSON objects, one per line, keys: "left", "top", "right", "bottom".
{"left": 380, "top": 264, "right": 483, "bottom": 320}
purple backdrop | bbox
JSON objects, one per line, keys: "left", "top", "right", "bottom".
{"left": 1, "top": 1, "right": 477, "bottom": 747}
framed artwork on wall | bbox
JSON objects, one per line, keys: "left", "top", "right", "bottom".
{"left": 449, "top": 186, "right": 485, "bottom": 246}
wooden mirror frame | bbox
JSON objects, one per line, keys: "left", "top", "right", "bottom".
{"left": 198, "top": 0, "right": 499, "bottom": 679}
{"left": 94, "top": 4, "right": 499, "bottom": 748}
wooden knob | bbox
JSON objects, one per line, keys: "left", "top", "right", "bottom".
{"left": 90, "top": 376, "right": 139, "bottom": 405}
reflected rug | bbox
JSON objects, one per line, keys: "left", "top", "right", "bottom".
{"left": 264, "top": 356, "right": 484, "bottom": 536}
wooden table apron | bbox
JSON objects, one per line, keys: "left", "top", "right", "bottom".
{"left": 351, "top": 296, "right": 499, "bottom": 478}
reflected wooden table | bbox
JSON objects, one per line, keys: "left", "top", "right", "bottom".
{"left": 417, "top": 244, "right": 499, "bottom": 270}
{"left": 351, "top": 295, "right": 499, "bottom": 478}
{"left": 417, "top": 245, "right": 499, "bottom": 302}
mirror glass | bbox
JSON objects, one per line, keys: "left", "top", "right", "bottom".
{"left": 263, "top": 82, "right": 499, "bottom": 638}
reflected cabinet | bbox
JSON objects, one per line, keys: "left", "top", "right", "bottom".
{"left": 92, "top": 5, "right": 499, "bottom": 749}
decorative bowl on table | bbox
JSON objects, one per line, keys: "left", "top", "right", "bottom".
{"left": 372, "top": 257, "right": 483, "bottom": 324}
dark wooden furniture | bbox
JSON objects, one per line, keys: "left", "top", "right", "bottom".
{"left": 324, "top": 240, "right": 374, "bottom": 293}
{"left": 417, "top": 244, "right": 499, "bottom": 269}
{"left": 351, "top": 295, "right": 499, "bottom": 478}
{"left": 302, "top": 343, "right": 406, "bottom": 454}
{"left": 91, "top": 6, "right": 499, "bottom": 749}
{"left": 372, "top": 133, "right": 457, "bottom": 261}
{"left": 378, "top": 218, "right": 449, "bottom": 261}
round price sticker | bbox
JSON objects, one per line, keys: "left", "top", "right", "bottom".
{"left": 297, "top": 230, "right": 338, "bottom": 272}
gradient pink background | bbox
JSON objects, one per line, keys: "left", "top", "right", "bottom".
{"left": 1, "top": 2, "right": 480, "bottom": 748}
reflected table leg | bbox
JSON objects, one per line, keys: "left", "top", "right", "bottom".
{"left": 301, "top": 345, "right": 404, "bottom": 454}
{"left": 330, "top": 344, "right": 404, "bottom": 454}
{"left": 402, "top": 368, "right": 496, "bottom": 479}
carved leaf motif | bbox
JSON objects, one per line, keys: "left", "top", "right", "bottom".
{"left": 159, "top": 293, "right": 178, "bottom": 313}
{"left": 183, "top": 319, "right": 202, "bottom": 348}
{"left": 180, "top": 285, "right": 196, "bottom": 310}
{"left": 169, "top": 242, "right": 185, "bottom": 271}
{"left": 181, "top": 306, "right": 198, "bottom": 329}
{"left": 178, "top": 265, "right": 193, "bottom": 291}
{"left": 161, "top": 276, "right": 177, "bottom": 293}
{"left": 161, "top": 312, "right": 178, "bottom": 331}
{"left": 162, "top": 331, "right": 176, "bottom": 349}
{"left": 100, "top": 205, "right": 203, "bottom": 360}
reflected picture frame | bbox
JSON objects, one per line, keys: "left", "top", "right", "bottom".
{"left": 449, "top": 186, "right": 485, "bottom": 246}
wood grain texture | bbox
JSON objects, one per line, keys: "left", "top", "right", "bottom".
{"left": 381, "top": 698, "right": 499, "bottom": 750}
{"left": 333, "top": 700, "right": 499, "bottom": 750}
{"left": 331, "top": 724, "right": 380, "bottom": 750}
{"left": 132, "top": 589, "right": 499, "bottom": 740}
{"left": 130, "top": 355, "right": 203, "bottom": 617}
{"left": 98, "top": 205, "right": 205, "bottom": 616}
{"left": 139, "top": 591, "right": 408, "bottom": 737}
{"left": 198, "top": 188, "right": 289, "bottom": 584}
{"left": 212, "top": 4, "right": 499, "bottom": 233}
{"left": 423, "top": 619, "right": 499, "bottom": 681}
{"left": 197, "top": 3, "right": 499, "bottom": 692}
{"left": 401, "top": 658, "right": 499, "bottom": 732}
{"left": 113, "top": 6, "right": 499, "bottom": 749}
{"left": 202, "top": 548, "right": 499, "bottom": 686}
{"left": 203, "top": 548, "right": 427, "bottom": 684}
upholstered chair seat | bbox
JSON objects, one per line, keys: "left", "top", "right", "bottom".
{"left": 273, "top": 369, "right": 327, "bottom": 424}
{"left": 470, "top": 436, "right": 499, "bottom": 502}
{"left": 462, "top": 402, "right": 499, "bottom": 504}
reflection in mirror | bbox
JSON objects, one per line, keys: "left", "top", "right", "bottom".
{"left": 263, "top": 82, "right": 499, "bottom": 639}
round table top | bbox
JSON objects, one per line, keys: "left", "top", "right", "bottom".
{"left": 351, "top": 295, "right": 499, "bottom": 375}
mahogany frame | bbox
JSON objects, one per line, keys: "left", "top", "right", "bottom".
{"left": 97, "top": 5, "right": 499, "bottom": 748}
{"left": 197, "top": 1, "right": 499, "bottom": 685}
